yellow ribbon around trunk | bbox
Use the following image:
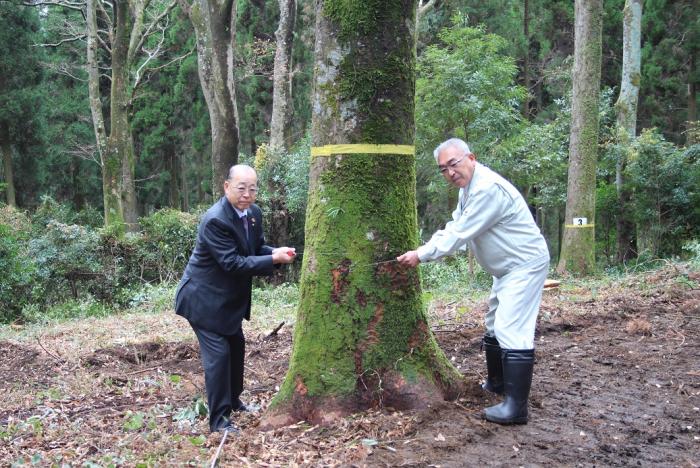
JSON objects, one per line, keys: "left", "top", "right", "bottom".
{"left": 311, "top": 144, "right": 415, "bottom": 158}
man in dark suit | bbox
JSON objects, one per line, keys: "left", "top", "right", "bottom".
{"left": 175, "top": 164, "right": 296, "bottom": 433}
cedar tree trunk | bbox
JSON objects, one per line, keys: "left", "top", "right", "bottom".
{"left": 614, "top": 0, "right": 642, "bottom": 263}
{"left": 557, "top": 0, "right": 603, "bottom": 276}
{"left": 262, "top": 0, "right": 464, "bottom": 428}
{"left": 0, "top": 133, "right": 15, "bottom": 207}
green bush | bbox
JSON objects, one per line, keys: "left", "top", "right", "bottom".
{"left": 0, "top": 223, "right": 35, "bottom": 322}
{"left": 627, "top": 132, "right": 700, "bottom": 256}
{"left": 29, "top": 220, "right": 110, "bottom": 307}
{"left": 135, "top": 209, "right": 198, "bottom": 282}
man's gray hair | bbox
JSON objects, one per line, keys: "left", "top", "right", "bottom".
{"left": 227, "top": 164, "right": 256, "bottom": 180}
{"left": 433, "top": 138, "right": 471, "bottom": 161}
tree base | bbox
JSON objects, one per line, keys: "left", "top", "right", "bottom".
{"left": 259, "top": 369, "right": 465, "bottom": 430}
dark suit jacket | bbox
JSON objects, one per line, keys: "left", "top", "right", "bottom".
{"left": 175, "top": 197, "right": 275, "bottom": 334}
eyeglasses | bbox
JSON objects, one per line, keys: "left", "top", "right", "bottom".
{"left": 438, "top": 155, "right": 467, "bottom": 174}
{"left": 234, "top": 186, "right": 258, "bottom": 195}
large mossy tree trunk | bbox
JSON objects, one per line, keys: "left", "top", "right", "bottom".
{"left": 614, "top": 0, "right": 642, "bottom": 264}
{"left": 556, "top": 0, "right": 602, "bottom": 276}
{"left": 262, "top": 0, "right": 464, "bottom": 428}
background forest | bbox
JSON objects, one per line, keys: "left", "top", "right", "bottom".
{"left": 0, "top": 0, "right": 699, "bottom": 324}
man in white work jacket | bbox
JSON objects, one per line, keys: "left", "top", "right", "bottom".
{"left": 397, "top": 138, "right": 550, "bottom": 425}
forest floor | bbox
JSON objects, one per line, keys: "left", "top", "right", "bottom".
{"left": 1, "top": 264, "right": 699, "bottom": 467}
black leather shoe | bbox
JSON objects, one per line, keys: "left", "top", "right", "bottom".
{"left": 215, "top": 422, "right": 239, "bottom": 433}
{"left": 233, "top": 400, "right": 260, "bottom": 413}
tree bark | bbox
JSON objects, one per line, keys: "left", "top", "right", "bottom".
{"left": 556, "top": 0, "right": 603, "bottom": 276}
{"left": 167, "top": 145, "right": 180, "bottom": 208}
{"left": 86, "top": 0, "right": 168, "bottom": 233}
{"left": 689, "top": 53, "right": 698, "bottom": 145}
{"left": 262, "top": 0, "right": 464, "bottom": 429}
{"left": 0, "top": 129, "right": 15, "bottom": 207}
{"left": 266, "top": 0, "right": 296, "bottom": 278}
{"left": 87, "top": 0, "right": 124, "bottom": 230}
{"left": 614, "top": 0, "right": 642, "bottom": 263}
{"left": 180, "top": 149, "right": 190, "bottom": 211}
{"left": 523, "top": 0, "right": 531, "bottom": 118}
{"left": 185, "top": 0, "right": 241, "bottom": 197}
{"left": 269, "top": 0, "right": 296, "bottom": 151}
{"left": 110, "top": 0, "right": 139, "bottom": 231}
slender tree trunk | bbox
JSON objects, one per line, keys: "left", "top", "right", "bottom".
{"left": 266, "top": 0, "right": 296, "bottom": 279}
{"left": 262, "top": 0, "right": 463, "bottom": 429}
{"left": 87, "top": 0, "right": 125, "bottom": 231}
{"left": 557, "top": 0, "right": 603, "bottom": 276}
{"left": 180, "top": 150, "right": 190, "bottom": 211}
{"left": 109, "top": 0, "right": 139, "bottom": 231}
{"left": 689, "top": 54, "right": 698, "bottom": 145}
{"left": 523, "top": 0, "right": 531, "bottom": 118}
{"left": 269, "top": 0, "right": 296, "bottom": 151}
{"left": 187, "top": 0, "right": 240, "bottom": 196}
{"left": 168, "top": 146, "right": 180, "bottom": 208}
{"left": 614, "top": 0, "right": 642, "bottom": 263}
{"left": 0, "top": 132, "right": 15, "bottom": 207}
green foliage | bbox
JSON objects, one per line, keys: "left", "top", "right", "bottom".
{"left": 639, "top": 0, "right": 700, "bottom": 143}
{"left": 21, "top": 298, "right": 111, "bottom": 323}
{"left": 254, "top": 136, "right": 311, "bottom": 248}
{"left": 682, "top": 239, "right": 700, "bottom": 268}
{"left": 132, "top": 8, "right": 209, "bottom": 210}
{"left": 416, "top": 16, "right": 526, "bottom": 154}
{"left": 0, "top": 2, "right": 47, "bottom": 206}
{"left": 415, "top": 16, "right": 530, "bottom": 235}
{"left": 0, "top": 202, "right": 196, "bottom": 324}
{"left": 173, "top": 398, "right": 208, "bottom": 426}
{"left": 420, "top": 253, "right": 491, "bottom": 296}
{"left": 29, "top": 220, "right": 108, "bottom": 306}
{"left": 136, "top": 209, "right": 199, "bottom": 282}
{"left": 0, "top": 223, "right": 35, "bottom": 322}
{"left": 123, "top": 411, "right": 146, "bottom": 431}
{"left": 627, "top": 131, "right": 700, "bottom": 256}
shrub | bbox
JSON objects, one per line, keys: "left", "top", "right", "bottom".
{"left": 29, "top": 220, "right": 110, "bottom": 307}
{"left": 627, "top": 132, "right": 700, "bottom": 256}
{"left": 0, "top": 223, "right": 35, "bottom": 322}
{"left": 136, "top": 209, "right": 199, "bottom": 282}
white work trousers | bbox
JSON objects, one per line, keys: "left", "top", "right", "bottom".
{"left": 484, "top": 257, "right": 549, "bottom": 349}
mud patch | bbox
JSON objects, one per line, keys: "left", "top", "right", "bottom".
{"left": 83, "top": 342, "right": 198, "bottom": 368}
{"left": 0, "top": 341, "right": 39, "bottom": 369}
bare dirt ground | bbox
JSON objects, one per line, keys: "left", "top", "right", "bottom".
{"left": 1, "top": 265, "right": 699, "bottom": 466}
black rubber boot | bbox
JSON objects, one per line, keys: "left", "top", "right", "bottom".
{"left": 483, "top": 349, "right": 534, "bottom": 425}
{"left": 481, "top": 335, "right": 504, "bottom": 395}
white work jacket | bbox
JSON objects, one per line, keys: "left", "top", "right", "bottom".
{"left": 417, "top": 162, "right": 549, "bottom": 278}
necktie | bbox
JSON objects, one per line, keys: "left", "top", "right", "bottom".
{"left": 241, "top": 214, "right": 249, "bottom": 239}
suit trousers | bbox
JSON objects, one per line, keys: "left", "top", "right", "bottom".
{"left": 191, "top": 324, "right": 245, "bottom": 431}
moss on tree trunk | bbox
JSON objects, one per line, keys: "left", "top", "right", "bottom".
{"left": 262, "top": 0, "right": 464, "bottom": 428}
